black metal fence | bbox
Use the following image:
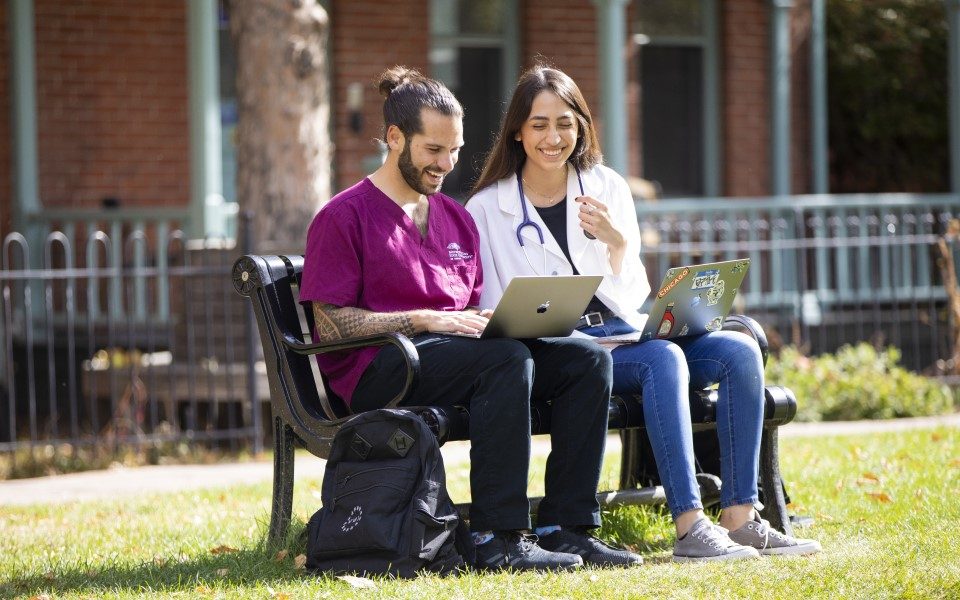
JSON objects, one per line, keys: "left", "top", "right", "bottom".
{"left": 2, "top": 193, "right": 960, "bottom": 459}
{"left": 1, "top": 214, "right": 264, "bottom": 458}
{"left": 635, "top": 193, "right": 960, "bottom": 377}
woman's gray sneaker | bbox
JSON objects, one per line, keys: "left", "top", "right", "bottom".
{"left": 672, "top": 518, "right": 761, "bottom": 562}
{"left": 727, "top": 514, "right": 822, "bottom": 556}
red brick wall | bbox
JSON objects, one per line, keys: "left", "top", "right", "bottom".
{"left": 34, "top": 0, "right": 189, "bottom": 209}
{"left": 723, "top": 0, "right": 770, "bottom": 197}
{"left": 722, "top": 0, "right": 812, "bottom": 196}
{"left": 791, "top": 0, "right": 812, "bottom": 194}
{"left": 521, "top": 1, "right": 605, "bottom": 156}
{"left": 329, "top": 0, "right": 429, "bottom": 193}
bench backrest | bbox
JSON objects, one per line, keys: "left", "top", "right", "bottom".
{"left": 233, "top": 254, "right": 345, "bottom": 457}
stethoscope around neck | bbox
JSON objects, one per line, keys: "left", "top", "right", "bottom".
{"left": 515, "top": 163, "right": 585, "bottom": 247}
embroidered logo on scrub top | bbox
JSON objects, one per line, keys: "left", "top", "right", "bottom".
{"left": 447, "top": 242, "right": 474, "bottom": 262}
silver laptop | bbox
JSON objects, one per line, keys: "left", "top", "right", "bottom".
{"left": 638, "top": 259, "right": 751, "bottom": 342}
{"left": 456, "top": 275, "right": 603, "bottom": 339}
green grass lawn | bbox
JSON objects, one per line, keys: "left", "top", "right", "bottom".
{"left": 2, "top": 426, "right": 959, "bottom": 599}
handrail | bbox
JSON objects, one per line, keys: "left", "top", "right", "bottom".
{"left": 24, "top": 207, "right": 190, "bottom": 223}
{"left": 635, "top": 192, "right": 960, "bottom": 213}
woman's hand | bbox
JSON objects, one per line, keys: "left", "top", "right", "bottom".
{"left": 576, "top": 196, "right": 627, "bottom": 274}
{"left": 576, "top": 196, "right": 625, "bottom": 249}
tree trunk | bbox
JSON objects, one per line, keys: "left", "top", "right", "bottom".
{"left": 230, "top": 0, "right": 330, "bottom": 251}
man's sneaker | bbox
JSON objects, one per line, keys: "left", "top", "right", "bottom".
{"left": 474, "top": 531, "right": 583, "bottom": 571}
{"left": 537, "top": 527, "right": 643, "bottom": 567}
{"left": 727, "top": 513, "right": 822, "bottom": 556}
{"left": 672, "top": 518, "right": 761, "bottom": 562}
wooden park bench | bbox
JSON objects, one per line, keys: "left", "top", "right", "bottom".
{"left": 232, "top": 254, "right": 800, "bottom": 546}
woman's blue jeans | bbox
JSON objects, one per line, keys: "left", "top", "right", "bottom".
{"left": 580, "top": 317, "right": 764, "bottom": 519}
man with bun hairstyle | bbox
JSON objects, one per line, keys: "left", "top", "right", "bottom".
{"left": 299, "top": 67, "right": 641, "bottom": 571}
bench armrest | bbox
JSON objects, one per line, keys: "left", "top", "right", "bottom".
{"left": 280, "top": 331, "right": 420, "bottom": 409}
{"left": 722, "top": 314, "right": 769, "bottom": 366}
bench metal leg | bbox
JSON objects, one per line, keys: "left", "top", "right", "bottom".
{"left": 758, "top": 427, "right": 793, "bottom": 536}
{"left": 268, "top": 416, "right": 296, "bottom": 546}
{"left": 619, "top": 429, "right": 642, "bottom": 488}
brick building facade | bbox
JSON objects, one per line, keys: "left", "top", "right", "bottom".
{"left": 0, "top": 0, "right": 815, "bottom": 237}
{"left": 1, "top": 0, "right": 189, "bottom": 236}
{"left": 33, "top": 0, "right": 190, "bottom": 209}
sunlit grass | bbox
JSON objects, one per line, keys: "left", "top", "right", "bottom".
{"left": 1, "top": 427, "right": 958, "bottom": 598}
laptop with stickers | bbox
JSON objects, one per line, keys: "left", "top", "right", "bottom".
{"left": 452, "top": 275, "right": 603, "bottom": 339}
{"left": 637, "top": 258, "right": 751, "bottom": 342}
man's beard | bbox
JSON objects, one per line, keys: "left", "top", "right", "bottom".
{"left": 398, "top": 143, "right": 442, "bottom": 195}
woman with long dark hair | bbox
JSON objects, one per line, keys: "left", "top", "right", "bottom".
{"left": 467, "top": 65, "right": 821, "bottom": 562}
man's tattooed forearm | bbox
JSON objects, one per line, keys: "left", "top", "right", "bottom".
{"left": 313, "top": 303, "right": 344, "bottom": 340}
{"left": 313, "top": 303, "right": 416, "bottom": 341}
{"left": 341, "top": 309, "right": 416, "bottom": 337}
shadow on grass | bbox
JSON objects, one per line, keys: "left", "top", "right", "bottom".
{"left": 1, "top": 524, "right": 314, "bottom": 598}
{"left": 1, "top": 506, "right": 677, "bottom": 597}
{"left": 2, "top": 549, "right": 302, "bottom": 597}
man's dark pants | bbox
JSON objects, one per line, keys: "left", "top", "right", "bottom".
{"left": 352, "top": 334, "right": 612, "bottom": 533}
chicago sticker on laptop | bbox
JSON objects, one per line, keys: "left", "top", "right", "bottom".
{"left": 657, "top": 267, "right": 690, "bottom": 299}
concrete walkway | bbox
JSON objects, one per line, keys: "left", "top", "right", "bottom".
{"left": 1, "top": 413, "right": 958, "bottom": 507}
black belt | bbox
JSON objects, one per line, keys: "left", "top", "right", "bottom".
{"left": 576, "top": 309, "right": 616, "bottom": 329}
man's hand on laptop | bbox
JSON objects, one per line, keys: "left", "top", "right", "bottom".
{"left": 412, "top": 309, "right": 490, "bottom": 335}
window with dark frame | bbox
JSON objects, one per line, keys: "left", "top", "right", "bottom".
{"left": 636, "top": 0, "right": 711, "bottom": 198}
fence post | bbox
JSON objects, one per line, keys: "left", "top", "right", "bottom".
{"left": 793, "top": 205, "right": 810, "bottom": 346}
{"left": 241, "top": 211, "right": 262, "bottom": 454}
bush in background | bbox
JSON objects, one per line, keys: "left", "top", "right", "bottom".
{"left": 765, "top": 343, "right": 957, "bottom": 421}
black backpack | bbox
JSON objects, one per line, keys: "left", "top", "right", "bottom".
{"left": 305, "top": 409, "right": 474, "bottom": 577}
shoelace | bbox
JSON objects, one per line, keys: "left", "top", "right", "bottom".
{"left": 695, "top": 524, "right": 737, "bottom": 550}
{"left": 744, "top": 521, "right": 769, "bottom": 549}
{"left": 571, "top": 528, "right": 618, "bottom": 551}
{"left": 507, "top": 532, "right": 540, "bottom": 554}
{"left": 748, "top": 518, "right": 792, "bottom": 549}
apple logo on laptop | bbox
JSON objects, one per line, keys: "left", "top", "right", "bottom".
{"left": 537, "top": 301, "right": 550, "bottom": 314}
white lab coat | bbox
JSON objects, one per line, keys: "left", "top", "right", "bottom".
{"left": 466, "top": 164, "right": 652, "bottom": 332}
